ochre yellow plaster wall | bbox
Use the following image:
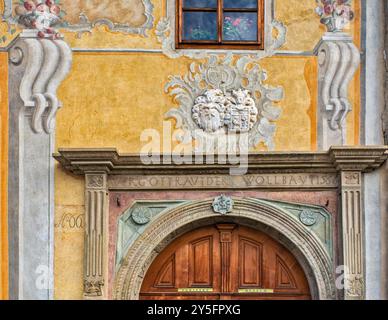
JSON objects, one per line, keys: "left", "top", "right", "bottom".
{"left": 0, "top": 0, "right": 357, "bottom": 299}
{"left": 0, "top": 52, "right": 8, "bottom": 300}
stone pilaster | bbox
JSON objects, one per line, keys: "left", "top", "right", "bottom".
{"left": 7, "top": 30, "right": 72, "bottom": 300}
{"left": 314, "top": 33, "right": 360, "bottom": 150}
{"left": 84, "top": 173, "right": 109, "bottom": 299}
{"left": 340, "top": 171, "right": 365, "bottom": 300}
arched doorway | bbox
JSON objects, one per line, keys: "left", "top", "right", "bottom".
{"left": 114, "top": 198, "right": 336, "bottom": 300}
{"left": 140, "top": 224, "right": 311, "bottom": 300}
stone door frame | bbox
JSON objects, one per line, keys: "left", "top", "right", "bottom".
{"left": 54, "top": 146, "right": 388, "bottom": 300}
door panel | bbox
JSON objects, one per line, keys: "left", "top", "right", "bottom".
{"left": 189, "top": 236, "right": 213, "bottom": 287}
{"left": 140, "top": 224, "right": 311, "bottom": 300}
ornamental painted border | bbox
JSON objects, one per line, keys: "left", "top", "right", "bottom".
{"left": 1, "top": 0, "right": 154, "bottom": 37}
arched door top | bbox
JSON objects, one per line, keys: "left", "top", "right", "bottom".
{"left": 114, "top": 197, "right": 336, "bottom": 300}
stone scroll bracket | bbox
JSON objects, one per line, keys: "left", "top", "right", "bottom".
{"left": 314, "top": 33, "right": 361, "bottom": 150}
{"left": 7, "top": 30, "right": 72, "bottom": 300}
{"left": 84, "top": 173, "right": 109, "bottom": 300}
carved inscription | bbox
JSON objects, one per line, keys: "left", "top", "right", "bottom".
{"left": 108, "top": 174, "right": 338, "bottom": 190}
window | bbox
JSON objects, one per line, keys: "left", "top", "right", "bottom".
{"left": 177, "top": 0, "right": 265, "bottom": 50}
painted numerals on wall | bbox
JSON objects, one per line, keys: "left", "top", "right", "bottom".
{"left": 55, "top": 213, "right": 85, "bottom": 230}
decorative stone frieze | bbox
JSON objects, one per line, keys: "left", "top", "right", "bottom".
{"left": 7, "top": 30, "right": 72, "bottom": 300}
{"left": 84, "top": 173, "right": 109, "bottom": 299}
{"left": 314, "top": 33, "right": 360, "bottom": 150}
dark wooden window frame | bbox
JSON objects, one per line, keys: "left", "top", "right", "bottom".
{"left": 176, "top": 0, "right": 265, "bottom": 50}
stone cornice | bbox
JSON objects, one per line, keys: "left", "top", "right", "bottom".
{"left": 53, "top": 146, "right": 388, "bottom": 176}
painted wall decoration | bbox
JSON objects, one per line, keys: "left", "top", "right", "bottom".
{"left": 0, "top": 0, "right": 363, "bottom": 300}
{"left": 2, "top": 0, "right": 154, "bottom": 37}
{"left": 165, "top": 54, "right": 284, "bottom": 150}
{"left": 315, "top": 0, "right": 354, "bottom": 32}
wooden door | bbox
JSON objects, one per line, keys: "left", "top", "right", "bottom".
{"left": 140, "top": 224, "right": 311, "bottom": 300}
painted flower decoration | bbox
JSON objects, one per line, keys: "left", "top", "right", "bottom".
{"left": 315, "top": 0, "right": 354, "bottom": 32}
{"left": 14, "top": 0, "right": 66, "bottom": 38}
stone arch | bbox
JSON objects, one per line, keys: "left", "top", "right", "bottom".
{"left": 113, "top": 198, "right": 337, "bottom": 300}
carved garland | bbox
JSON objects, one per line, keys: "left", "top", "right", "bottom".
{"left": 114, "top": 198, "right": 336, "bottom": 300}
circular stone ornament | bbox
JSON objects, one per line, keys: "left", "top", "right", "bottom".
{"left": 299, "top": 210, "right": 318, "bottom": 226}
{"left": 131, "top": 207, "right": 152, "bottom": 225}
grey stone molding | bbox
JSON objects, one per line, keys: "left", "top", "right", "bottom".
{"left": 340, "top": 171, "right": 364, "bottom": 299}
{"left": 54, "top": 146, "right": 388, "bottom": 176}
{"left": 7, "top": 30, "right": 72, "bottom": 300}
{"left": 314, "top": 33, "right": 361, "bottom": 150}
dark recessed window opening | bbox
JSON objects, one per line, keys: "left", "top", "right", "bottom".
{"left": 177, "top": 0, "right": 265, "bottom": 50}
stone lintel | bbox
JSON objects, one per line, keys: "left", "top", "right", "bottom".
{"left": 54, "top": 146, "right": 388, "bottom": 176}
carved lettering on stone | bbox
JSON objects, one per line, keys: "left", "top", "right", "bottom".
{"left": 108, "top": 173, "right": 339, "bottom": 190}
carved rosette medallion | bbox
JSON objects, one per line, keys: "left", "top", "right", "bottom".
{"left": 165, "top": 54, "right": 283, "bottom": 151}
{"left": 131, "top": 207, "right": 152, "bottom": 225}
{"left": 299, "top": 210, "right": 318, "bottom": 226}
{"left": 212, "top": 195, "right": 234, "bottom": 215}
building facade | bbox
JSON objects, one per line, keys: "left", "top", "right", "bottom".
{"left": 0, "top": 0, "right": 387, "bottom": 300}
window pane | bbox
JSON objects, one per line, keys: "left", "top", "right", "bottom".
{"left": 223, "top": 13, "right": 257, "bottom": 41}
{"left": 183, "top": 0, "right": 217, "bottom": 8}
{"left": 183, "top": 12, "right": 218, "bottom": 41}
{"left": 223, "top": 0, "right": 257, "bottom": 9}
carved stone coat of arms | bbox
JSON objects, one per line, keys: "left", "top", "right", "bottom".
{"left": 165, "top": 54, "right": 284, "bottom": 151}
